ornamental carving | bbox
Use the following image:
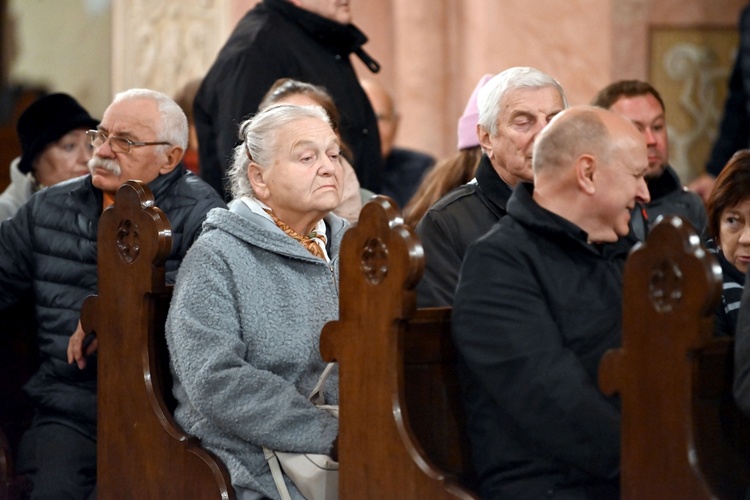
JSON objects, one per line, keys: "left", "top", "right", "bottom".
{"left": 116, "top": 219, "right": 141, "bottom": 264}
{"left": 648, "top": 258, "right": 683, "bottom": 313}
{"left": 361, "top": 238, "right": 389, "bottom": 285}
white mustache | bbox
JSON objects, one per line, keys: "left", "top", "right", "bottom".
{"left": 88, "top": 156, "right": 121, "bottom": 176}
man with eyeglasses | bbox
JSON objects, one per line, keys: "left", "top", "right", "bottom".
{"left": 0, "top": 88, "right": 225, "bottom": 499}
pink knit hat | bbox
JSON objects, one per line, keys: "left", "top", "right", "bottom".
{"left": 457, "top": 74, "right": 494, "bottom": 150}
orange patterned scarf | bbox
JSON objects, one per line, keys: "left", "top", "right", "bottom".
{"left": 264, "top": 210, "right": 327, "bottom": 260}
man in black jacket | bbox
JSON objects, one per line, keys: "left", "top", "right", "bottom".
{"left": 0, "top": 88, "right": 225, "bottom": 499}
{"left": 194, "top": 0, "right": 383, "bottom": 200}
{"left": 453, "top": 106, "right": 650, "bottom": 499}
{"left": 592, "top": 80, "right": 707, "bottom": 240}
{"left": 416, "top": 66, "right": 567, "bottom": 307}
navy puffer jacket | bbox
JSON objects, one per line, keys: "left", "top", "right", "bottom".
{"left": 0, "top": 165, "right": 225, "bottom": 439}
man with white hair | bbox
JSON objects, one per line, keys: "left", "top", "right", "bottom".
{"left": 0, "top": 88, "right": 225, "bottom": 498}
{"left": 416, "top": 66, "right": 568, "bottom": 307}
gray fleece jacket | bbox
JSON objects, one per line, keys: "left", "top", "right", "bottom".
{"left": 166, "top": 201, "right": 346, "bottom": 498}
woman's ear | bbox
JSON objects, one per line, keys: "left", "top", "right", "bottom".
{"left": 575, "top": 154, "right": 596, "bottom": 195}
{"left": 248, "top": 162, "right": 270, "bottom": 200}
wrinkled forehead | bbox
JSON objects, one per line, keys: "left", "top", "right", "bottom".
{"left": 276, "top": 116, "right": 338, "bottom": 147}
{"left": 501, "top": 86, "right": 564, "bottom": 110}
{"left": 101, "top": 98, "right": 160, "bottom": 137}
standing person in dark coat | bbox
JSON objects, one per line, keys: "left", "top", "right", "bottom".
{"left": 690, "top": 4, "right": 750, "bottom": 203}
{"left": 415, "top": 67, "right": 567, "bottom": 307}
{"left": 0, "top": 88, "right": 225, "bottom": 499}
{"left": 592, "top": 79, "right": 707, "bottom": 240}
{"left": 194, "top": 0, "right": 383, "bottom": 200}
{"left": 453, "top": 106, "right": 650, "bottom": 499}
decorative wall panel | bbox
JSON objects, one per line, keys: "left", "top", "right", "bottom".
{"left": 112, "top": 0, "right": 232, "bottom": 98}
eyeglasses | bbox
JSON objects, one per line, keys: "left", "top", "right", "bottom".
{"left": 86, "top": 130, "right": 171, "bottom": 154}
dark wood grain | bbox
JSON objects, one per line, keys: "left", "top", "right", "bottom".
{"left": 600, "top": 216, "right": 750, "bottom": 499}
{"left": 321, "top": 196, "right": 477, "bottom": 499}
{"left": 81, "top": 180, "right": 233, "bottom": 500}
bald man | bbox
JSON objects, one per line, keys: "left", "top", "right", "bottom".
{"left": 452, "top": 106, "right": 649, "bottom": 499}
{"left": 360, "top": 78, "right": 434, "bottom": 209}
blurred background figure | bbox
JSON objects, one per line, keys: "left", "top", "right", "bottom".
{"left": 705, "top": 149, "right": 750, "bottom": 337}
{"left": 258, "top": 78, "right": 363, "bottom": 223}
{"left": 173, "top": 79, "right": 202, "bottom": 175}
{"left": 0, "top": 93, "right": 98, "bottom": 220}
{"left": 194, "top": 0, "right": 382, "bottom": 201}
{"left": 690, "top": 5, "right": 750, "bottom": 203}
{"left": 360, "top": 78, "right": 434, "bottom": 209}
{"left": 404, "top": 74, "right": 493, "bottom": 227}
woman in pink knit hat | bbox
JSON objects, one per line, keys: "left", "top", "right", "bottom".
{"left": 404, "top": 74, "right": 493, "bottom": 227}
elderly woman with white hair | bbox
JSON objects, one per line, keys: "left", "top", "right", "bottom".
{"left": 165, "top": 103, "right": 346, "bottom": 499}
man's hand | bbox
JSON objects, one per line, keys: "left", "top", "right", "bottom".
{"left": 687, "top": 173, "right": 716, "bottom": 204}
{"left": 67, "top": 320, "right": 97, "bottom": 369}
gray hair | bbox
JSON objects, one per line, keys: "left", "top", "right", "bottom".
{"left": 227, "top": 103, "right": 332, "bottom": 200}
{"left": 112, "top": 88, "right": 188, "bottom": 151}
{"left": 477, "top": 67, "right": 568, "bottom": 136}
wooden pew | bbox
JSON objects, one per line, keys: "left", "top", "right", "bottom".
{"left": 600, "top": 216, "right": 750, "bottom": 499}
{"left": 80, "top": 181, "right": 234, "bottom": 499}
{"left": 62, "top": 183, "right": 750, "bottom": 499}
{"left": 84, "top": 184, "right": 475, "bottom": 499}
{"left": 321, "top": 196, "right": 477, "bottom": 498}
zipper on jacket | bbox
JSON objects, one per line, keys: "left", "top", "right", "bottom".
{"left": 328, "top": 262, "right": 338, "bottom": 297}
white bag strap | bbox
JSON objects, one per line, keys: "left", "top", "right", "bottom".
{"left": 264, "top": 446, "right": 293, "bottom": 500}
{"left": 265, "top": 362, "right": 337, "bottom": 499}
{"left": 308, "top": 362, "right": 336, "bottom": 405}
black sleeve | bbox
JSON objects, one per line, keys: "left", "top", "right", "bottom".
{"left": 415, "top": 211, "right": 463, "bottom": 307}
{"left": 706, "top": 6, "right": 750, "bottom": 177}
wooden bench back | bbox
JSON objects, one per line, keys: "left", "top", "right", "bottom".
{"left": 600, "top": 216, "right": 750, "bottom": 499}
{"left": 321, "top": 196, "right": 476, "bottom": 498}
{"left": 78, "top": 187, "right": 750, "bottom": 499}
{"left": 80, "top": 180, "right": 233, "bottom": 500}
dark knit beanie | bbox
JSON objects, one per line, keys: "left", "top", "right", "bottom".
{"left": 16, "top": 93, "right": 99, "bottom": 174}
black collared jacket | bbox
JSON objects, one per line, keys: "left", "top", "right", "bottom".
{"left": 415, "top": 154, "right": 512, "bottom": 307}
{"left": 453, "top": 183, "right": 628, "bottom": 499}
{"left": 194, "top": 0, "right": 383, "bottom": 199}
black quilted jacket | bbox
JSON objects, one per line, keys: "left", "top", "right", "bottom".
{"left": 0, "top": 166, "right": 225, "bottom": 439}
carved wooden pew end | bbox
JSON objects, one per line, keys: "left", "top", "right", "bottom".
{"left": 600, "top": 216, "right": 750, "bottom": 499}
{"left": 81, "top": 181, "right": 233, "bottom": 499}
{"left": 321, "top": 196, "right": 477, "bottom": 498}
